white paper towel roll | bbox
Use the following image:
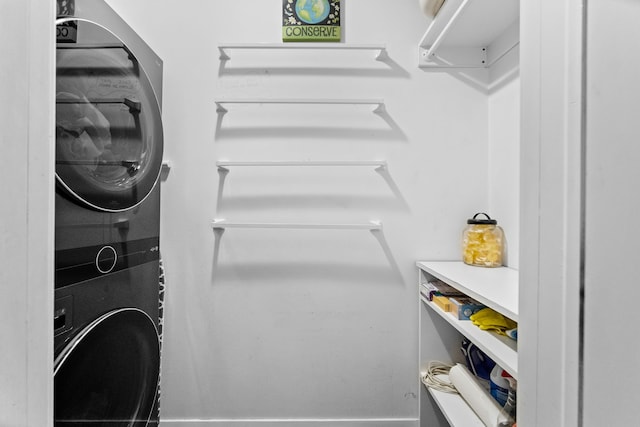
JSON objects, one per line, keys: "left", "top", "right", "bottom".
{"left": 419, "top": 0, "right": 446, "bottom": 18}
{"left": 449, "top": 364, "right": 509, "bottom": 427}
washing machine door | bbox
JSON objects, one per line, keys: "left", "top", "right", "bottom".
{"left": 56, "top": 18, "right": 163, "bottom": 212}
{"left": 54, "top": 309, "right": 160, "bottom": 426}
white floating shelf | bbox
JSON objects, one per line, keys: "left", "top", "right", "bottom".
{"left": 218, "top": 43, "right": 388, "bottom": 60}
{"left": 420, "top": 0, "right": 472, "bottom": 57}
{"left": 422, "top": 296, "right": 518, "bottom": 379}
{"left": 417, "top": 261, "right": 518, "bottom": 321}
{"left": 211, "top": 220, "right": 382, "bottom": 231}
{"left": 216, "top": 160, "right": 387, "bottom": 170}
{"left": 215, "top": 98, "right": 385, "bottom": 113}
{"left": 418, "top": 0, "right": 519, "bottom": 68}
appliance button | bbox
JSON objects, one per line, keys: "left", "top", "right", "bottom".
{"left": 96, "top": 246, "right": 118, "bottom": 274}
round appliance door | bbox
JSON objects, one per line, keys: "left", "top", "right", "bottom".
{"left": 56, "top": 18, "right": 163, "bottom": 212}
{"left": 54, "top": 309, "right": 160, "bottom": 426}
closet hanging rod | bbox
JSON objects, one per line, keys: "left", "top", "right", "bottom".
{"left": 211, "top": 220, "right": 382, "bottom": 231}
{"left": 215, "top": 98, "right": 385, "bottom": 113}
{"left": 218, "top": 43, "right": 387, "bottom": 60}
{"left": 216, "top": 160, "right": 387, "bottom": 169}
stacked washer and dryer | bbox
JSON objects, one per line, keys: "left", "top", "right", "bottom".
{"left": 53, "top": 1, "right": 165, "bottom": 425}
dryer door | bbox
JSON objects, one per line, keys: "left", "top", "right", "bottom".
{"left": 56, "top": 18, "right": 163, "bottom": 212}
{"left": 54, "top": 308, "right": 160, "bottom": 426}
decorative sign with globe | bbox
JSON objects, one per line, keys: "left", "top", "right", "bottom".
{"left": 283, "top": 0, "right": 341, "bottom": 42}
{"left": 296, "top": 0, "right": 331, "bottom": 24}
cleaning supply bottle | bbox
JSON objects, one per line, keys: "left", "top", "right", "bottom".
{"left": 489, "top": 364, "right": 509, "bottom": 406}
{"left": 498, "top": 372, "right": 517, "bottom": 427}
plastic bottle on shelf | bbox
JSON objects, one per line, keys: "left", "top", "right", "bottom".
{"left": 489, "top": 365, "right": 509, "bottom": 406}
{"left": 498, "top": 373, "right": 517, "bottom": 427}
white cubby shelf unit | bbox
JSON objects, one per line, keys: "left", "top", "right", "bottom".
{"left": 417, "top": 260, "right": 519, "bottom": 426}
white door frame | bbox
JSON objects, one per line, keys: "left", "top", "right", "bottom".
{"left": 0, "top": 1, "right": 55, "bottom": 425}
{"left": 519, "top": 0, "right": 584, "bottom": 426}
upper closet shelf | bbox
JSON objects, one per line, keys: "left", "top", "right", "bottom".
{"left": 418, "top": 0, "right": 519, "bottom": 68}
{"left": 215, "top": 98, "right": 385, "bottom": 113}
{"left": 218, "top": 43, "right": 388, "bottom": 61}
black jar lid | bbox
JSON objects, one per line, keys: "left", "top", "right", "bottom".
{"left": 467, "top": 212, "right": 497, "bottom": 225}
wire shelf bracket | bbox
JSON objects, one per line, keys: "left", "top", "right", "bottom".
{"left": 417, "top": 0, "right": 519, "bottom": 69}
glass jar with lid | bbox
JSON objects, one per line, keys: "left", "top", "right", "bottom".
{"left": 462, "top": 213, "right": 504, "bottom": 267}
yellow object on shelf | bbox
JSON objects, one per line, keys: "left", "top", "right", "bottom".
{"left": 462, "top": 213, "right": 504, "bottom": 268}
{"left": 469, "top": 307, "right": 517, "bottom": 335}
{"left": 433, "top": 296, "right": 452, "bottom": 312}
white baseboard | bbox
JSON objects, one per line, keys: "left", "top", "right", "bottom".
{"left": 160, "top": 418, "right": 419, "bottom": 427}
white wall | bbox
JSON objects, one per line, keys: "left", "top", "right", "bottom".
{"left": 488, "top": 47, "right": 520, "bottom": 269}
{"left": 0, "top": 1, "right": 54, "bottom": 426}
{"left": 105, "top": 1, "right": 498, "bottom": 424}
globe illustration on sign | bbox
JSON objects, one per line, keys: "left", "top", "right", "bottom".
{"left": 295, "top": 0, "right": 331, "bottom": 24}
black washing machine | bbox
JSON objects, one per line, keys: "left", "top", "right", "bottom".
{"left": 54, "top": 1, "right": 164, "bottom": 425}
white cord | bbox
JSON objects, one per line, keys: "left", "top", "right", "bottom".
{"left": 421, "top": 361, "right": 458, "bottom": 394}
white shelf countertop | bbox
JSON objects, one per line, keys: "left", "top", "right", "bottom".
{"left": 421, "top": 296, "right": 518, "bottom": 379}
{"left": 426, "top": 385, "right": 484, "bottom": 427}
{"left": 416, "top": 261, "right": 518, "bottom": 321}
